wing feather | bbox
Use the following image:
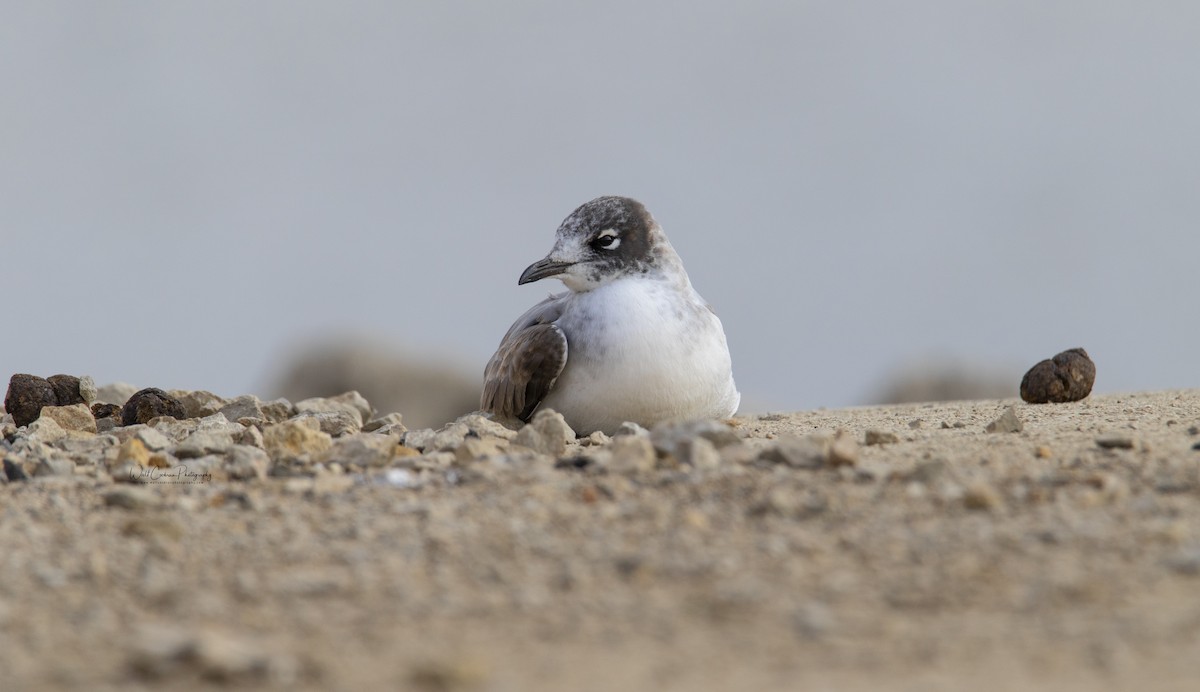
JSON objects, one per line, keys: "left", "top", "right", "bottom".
{"left": 481, "top": 296, "right": 568, "bottom": 421}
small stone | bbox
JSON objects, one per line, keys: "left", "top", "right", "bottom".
{"left": 513, "top": 409, "right": 575, "bottom": 457}
{"left": 262, "top": 419, "right": 333, "bottom": 460}
{"left": 103, "top": 486, "right": 159, "bottom": 510}
{"left": 295, "top": 396, "right": 364, "bottom": 428}
{"left": 3, "top": 456, "right": 30, "bottom": 482}
{"left": 908, "top": 419, "right": 924, "bottom": 430}
{"left": 328, "top": 391, "right": 373, "bottom": 425}
{"left": 424, "top": 422, "right": 470, "bottom": 452}
{"left": 363, "top": 412, "right": 405, "bottom": 433}
{"left": 95, "top": 382, "right": 139, "bottom": 406}
{"left": 963, "top": 482, "right": 1003, "bottom": 511}
{"left": 864, "top": 430, "right": 899, "bottom": 446}
{"left": 606, "top": 435, "right": 657, "bottom": 473}
{"left": 1020, "top": 347, "right": 1096, "bottom": 404}
{"left": 322, "top": 433, "right": 400, "bottom": 468}
{"left": 218, "top": 395, "right": 265, "bottom": 424}
{"left": 684, "top": 436, "right": 721, "bottom": 470}
{"left": 122, "top": 388, "right": 187, "bottom": 426}
{"left": 827, "top": 430, "right": 859, "bottom": 467}
{"left": 171, "top": 390, "right": 229, "bottom": 418}
{"left": 581, "top": 430, "right": 611, "bottom": 446}
{"left": 226, "top": 445, "right": 270, "bottom": 480}
{"left": 116, "top": 438, "right": 153, "bottom": 468}
{"left": 1096, "top": 435, "right": 1134, "bottom": 450}
{"left": 174, "top": 430, "right": 236, "bottom": 459}
{"left": 294, "top": 410, "right": 361, "bottom": 437}
{"left": 4, "top": 374, "right": 57, "bottom": 427}
{"left": 650, "top": 419, "right": 740, "bottom": 461}
{"left": 26, "top": 416, "right": 68, "bottom": 443}
{"left": 1035, "top": 445, "right": 1053, "bottom": 459}
{"left": 757, "top": 435, "right": 829, "bottom": 469}
{"left": 78, "top": 375, "right": 98, "bottom": 404}
{"left": 113, "top": 425, "right": 174, "bottom": 451}
{"left": 985, "top": 406, "right": 1023, "bottom": 433}
{"left": 47, "top": 374, "right": 88, "bottom": 406}
{"left": 453, "top": 437, "right": 511, "bottom": 463}
{"left": 91, "top": 402, "right": 122, "bottom": 420}
{"left": 614, "top": 421, "right": 650, "bottom": 437}
{"left": 128, "top": 625, "right": 289, "bottom": 683}
{"left": 34, "top": 456, "right": 75, "bottom": 477}
{"left": 260, "top": 399, "right": 295, "bottom": 424}
{"left": 402, "top": 428, "right": 436, "bottom": 451}
{"left": 38, "top": 403, "right": 98, "bottom": 434}
{"left": 455, "top": 413, "right": 517, "bottom": 440}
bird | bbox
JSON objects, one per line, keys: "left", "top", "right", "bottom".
{"left": 481, "top": 196, "right": 740, "bottom": 435}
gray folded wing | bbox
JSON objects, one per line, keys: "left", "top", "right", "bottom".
{"left": 481, "top": 296, "right": 568, "bottom": 422}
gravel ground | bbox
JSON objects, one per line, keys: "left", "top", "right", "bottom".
{"left": 2, "top": 389, "right": 1200, "bottom": 691}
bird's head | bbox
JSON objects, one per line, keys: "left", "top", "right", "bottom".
{"left": 519, "top": 196, "right": 675, "bottom": 292}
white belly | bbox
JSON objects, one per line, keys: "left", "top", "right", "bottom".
{"left": 539, "top": 277, "right": 740, "bottom": 434}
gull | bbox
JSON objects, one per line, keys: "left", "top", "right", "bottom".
{"left": 481, "top": 196, "right": 740, "bottom": 434}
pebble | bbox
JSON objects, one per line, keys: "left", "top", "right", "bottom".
{"left": 425, "top": 422, "right": 471, "bottom": 452}
{"left": 38, "top": 403, "right": 98, "bottom": 434}
{"left": 605, "top": 435, "right": 657, "bottom": 474}
{"left": 864, "top": 430, "right": 899, "bottom": 446}
{"left": 455, "top": 413, "right": 517, "bottom": 440}
{"left": 225, "top": 446, "right": 270, "bottom": 480}
{"left": 174, "top": 430, "right": 237, "bottom": 459}
{"left": 294, "top": 410, "right": 361, "bottom": 437}
{"left": 513, "top": 410, "right": 575, "bottom": 457}
{"left": 363, "top": 412, "right": 405, "bottom": 433}
{"left": 113, "top": 425, "right": 174, "bottom": 451}
{"left": 650, "top": 420, "right": 740, "bottom": 462}
{"left": 962, "top": 482, "right": 1003, "bottom": 511}
{"left": 827, "top": 430, "right": 860, "bottom": 467}
{"left": 3, "top": 456, "right": 30, "bottom": 481}
{"left": 453, "top": 437, "right": 511, "bottom": 463}
{"left": 1096, "top": 435, "right": 1135, "bottom": 450}
{"left": 295, "top": 396, "right": 364, "bottom": 428}
{"left": 322, "top": 433, "right": 401, "bottom": 468}
{"left": 757, "top": 435, "right": 829, "bottom": 469}
{"left": 614, "top": 421, "right": 650, "bottom": 437}
{"left": 262, "top": 419, "right": 333, "bottom": 459}
{"left": 328, "top": 391, "right": 373, "bottom": 425}
{"left": 91, "top": 402, "right": 122, "bottom": 420}
{"left": 103, "top": 486, "right": 160, "bottom": 510}
{"left": 34, "top": 455, "right": 75, "bottom": 477}
{"left": 219, "top": 394, "right": 265, "bottom": 423}
{"left": 985, "top": 406, "right": 1023, "bottom": 433}
{"left": 4, "top": 374, "right": 58, "bottom": 427}
{"left": 122, "top": 388, "right": 187, "bottom": 426}
{"left": 171, "top": 389, "right": 228, "bottom": 418}
{"left": 1020, "top": 347, "right": 1096, "bottom": 404}
{"left": 26, "top": 417, "right": 68, "bottom": 443}
{"left": 47, "top": 374, "right": 90, "bottom": 406}
{"left": 128, "top": 624, "right": 290, "bottom": 683}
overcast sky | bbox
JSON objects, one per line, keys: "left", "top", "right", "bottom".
{"left": 2, "top": 1, "right": 1197, "bottom": 413}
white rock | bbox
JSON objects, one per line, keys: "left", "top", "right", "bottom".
{"left": 513, "top": 409, "right": 575, "bottom": 457}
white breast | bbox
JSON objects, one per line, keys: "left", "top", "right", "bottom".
{"left": 539, "top": 276, "right": 740, "bottom": 434}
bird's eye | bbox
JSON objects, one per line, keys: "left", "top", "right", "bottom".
{"left": 591, "top": 230, "right": 621, "bottom": 251}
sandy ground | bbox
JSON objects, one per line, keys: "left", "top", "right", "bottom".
{"left": 3, "top": 390, "right": 1200, "bottom": 691}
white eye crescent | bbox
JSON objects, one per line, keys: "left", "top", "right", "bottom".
{"left": 593, "top": 229, "right": 620, "bottom": 250}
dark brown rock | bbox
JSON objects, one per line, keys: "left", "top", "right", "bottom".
{"left": 1020, "top": 348, "right": 1096, "bottom": 404}
{"left": 47, "top": 374, "right": 86, "bottom": 406}
{"left": 91, "top": 402, "right": 123, "bottom": 420}
{"left": 121, "top": 388, "right": 187, "bottom": 426}
{"left": 4, "top": 374, "right": 58, "bottom": 427}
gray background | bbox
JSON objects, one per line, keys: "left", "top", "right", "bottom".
{"left": 3, "top": 1, "right": 1196, "bottom": 412}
